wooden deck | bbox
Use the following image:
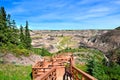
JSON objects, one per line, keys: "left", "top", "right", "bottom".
{"left": 32, "top": 54, "right": 97, "bottom": 80}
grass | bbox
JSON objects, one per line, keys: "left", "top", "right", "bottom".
{"left": 0, "top": 44, "right": 30, "bottom": 57}
{"left": 57, "top": 47, "right": 104, "bottom": 65}
{"left": 57, "top": 36, "right": 72, "bottom": 49}
{"left": 75, "top": 64, "right": 87, "bottom": 72}
{"left": 31, "top": 48, "right": 52, "bottom": 56}
{"left": 60, "top": 36, "right": 71, "bottom": 45}
{"left": 31, "top": 48, "right": 42, "bottom": 55}
{"left": 0, "top": 64, "right": 32, "bottom": 80}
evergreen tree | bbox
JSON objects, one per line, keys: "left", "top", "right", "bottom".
{"left": 6, "top": 14, "right": 11, "bottom": 28}
{"left": 10, "top": 20, "right": 19, "bottom": 45}
{"left": 0, "top": 6, "right": 32, "bottom": 55}
{"left": 115, "top": 26, "right": 120, "bottom": 30}
{"left": 24, "top": 21, "right": 31, "bottom": 49}
{"left": 6, "top": 14, "right": 18, "bottom": 45}
{"left": 0, "top": 7, "right": 19, "bottom": 46}
{"left": 0, "top": 6, "right": 8, "bottom": 45}
{"left": 11, "top": 20, "right": 16, "bottom": 29}
{"left": 20, "top": 25, "right": 25, "bottom": 44}
{"left": 0, "top": 7, "right": 6, "bottom": 27}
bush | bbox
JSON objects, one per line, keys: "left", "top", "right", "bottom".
{"left": 76, "top": 64, "right": 87, "bottom": 72}
{"left": 104, "top": 64, "right": 120, "bottom": 80}
{"left": 41, "top": 48, "right": 52, "bottom": 56}
{"left": 32, "top": 48, "right": 52, "bottom": 56}
{"left": 86, "top": 58, "right": 120, "bottom": 80}
{"left": 31, "top": 48, "right": 42, "bottom": 55}
{"left": 12, "top": 48, "right": 30, "bottom": 56}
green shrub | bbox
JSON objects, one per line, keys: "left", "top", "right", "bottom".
{"left": 31, "top": 48, "right": 42, "bottom": 55}
{"left": 104, "top": 64, "right": 120, "bottom": 80}
{"left": 86, "top": 58, "right": 120, "bottom": 80}
{"left": 32, "top": 48, "right": 52, "bottom": 56}
{"left": 11, "top": 48, "right": 30, "bottom": 56}
{"left": 41, "top": 48, "right": 52, "bottom": 56}
{"left": 76, "top": 64, "right": 87, "bottom": 72}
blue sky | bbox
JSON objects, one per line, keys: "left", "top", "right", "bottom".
{"left": 0, "top": 0, "right": 120, "bottom": 30}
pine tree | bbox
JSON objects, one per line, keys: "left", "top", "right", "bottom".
{"left": 0, "top": 9, "right": 3, "bottom": 46}
{"left": 0, "top": 6, "right": 32, "bottom": 54}
{"left": 24, "top": 21, "right": 31, "bottom": 49}
{"left": 6, "top": 14, "right": 18, "bottom": 45}
{"left": 11, "top": 20, "right": 16, "bottom": 29}
{"left": 0, "top": 7, "right": 7, "bottom": 27}
{"left": 11, "top": 20, "right": 19, "bottom": 45}
{"left": 115, "top": 26, "right": 120, "bottom": 30}
{"left": 0, "top": 7, "right": 19, "bottom": 46}
{"left": 20, "top": 25, "right": 25, "bottom": 44}
{"left": 6, "top": 14, "right": 11, "bottom": 28}
{"left": 0, "top": 6, "right": 8, "bottom": 45}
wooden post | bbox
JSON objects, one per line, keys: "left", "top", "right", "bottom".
{"left": 43, "top": 58, "right": 45, "bottom": 67}
{"left": 52, "top": 58, "right": 54, "bottom": 66}
{"left": 70, "top": 58, "right": 72, "bottom": 77}
{"left": 82, "top": 76, "right": 85, "bottom": 80}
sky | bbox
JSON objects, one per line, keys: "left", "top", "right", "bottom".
{"left": 0, "top": 0, "right": 120, "bottom": 30}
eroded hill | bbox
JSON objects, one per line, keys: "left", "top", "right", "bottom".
{"left": 30, "top": 30, "right": 108, "bottom": 53}
{"left": 31, "top": 30, "right": 120, "bottom": 54}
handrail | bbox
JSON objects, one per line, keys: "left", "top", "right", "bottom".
{"left": 71, "top": 65, "right": 97, "bottom": 80}
{"left": 32, "top": 66, "right": 52, "bottom": 79}
{"left": 33, "top": 60, "right": 45, "bottom": 68}
{"left": 38, "top": 67, "right": 56, "bottom": 80}
{"left": 32, "top": 54, "right": 97, "bottom": 80}
{"left": 32, "top": 67, "right": 51, "bottom": 69}
{"left": 66, "top": 57, "right": 97, "bottom": 80}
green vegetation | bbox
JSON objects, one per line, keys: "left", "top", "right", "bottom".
{"left": 0, "top": 64, "right": 32, "bottom": 80}
{"left": 86, "top": 58, "right": 120, "bottom": 80}
{"left": 57, "top": 36, "right": 74, "bottom": 49}
{"left": 86, "top": 58, "right": 106, "bottom": 79}
{"left": 0, "top": 6, "right": 120, "bottom": 80}
{"left": 59, "top": 47, "right": 120, "bottom": 80}
{"left": 76, "top": 64, "right": 87, "bottom": 72}
{"left": 0, "top": 6, "right": 32, "bottom": 56}
{"left": 0, "top": 6, "right": 51, "bottom": 57}
{"left": 74, "top": 47, "right": 120, "bottom": 80}
{"left": 108, "top": 48, "right": 120, "bottom": 65}
{"left": 59, "top": 36, "right": 71, "bottom": 46}
{"left": 57, "top": 47, "right": 104, "bottom": 63}
{"left": 24, "top": 21, "right": 32, "bottom": 49}
{"left": 115, "top": 26, "right": 120, "bottom": 30}
{"left": 0, "top": 7, "right": 52, "bottom": 80}
{"left": 32, "top": 48, "right": 52, "bottom": 56}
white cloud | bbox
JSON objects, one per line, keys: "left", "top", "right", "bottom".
{"left": 88, "top": 7, "right": 110, "bottom": 13}
{"left": 112, "top": 0, "right": 120, "bottom": 4}
{"left": 77, "top": 0, "right": 101, "bottom": 5}
{"left": 5, "top": 0, "right": 120, "bottom": 29}
{"left": 8, "top": 7, "right": 26, "bottom": 14}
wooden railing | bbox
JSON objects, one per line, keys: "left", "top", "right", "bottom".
{"left": 37, "top": 67, "right": 56, "bottom": 80}
{"left": 32, "top": 59, "right": 48, "bottom": 79}
{"left": 71, "top": 66, "right": 96, "bottom": 80}
{"left": 65, "top": 57, "right": 97, "bottom": 80}
{"left": 32, "top": 67, "right": 51, "bottom": 79}
{"left": 32, "top": 54, "right": 97, "bottom": 80}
